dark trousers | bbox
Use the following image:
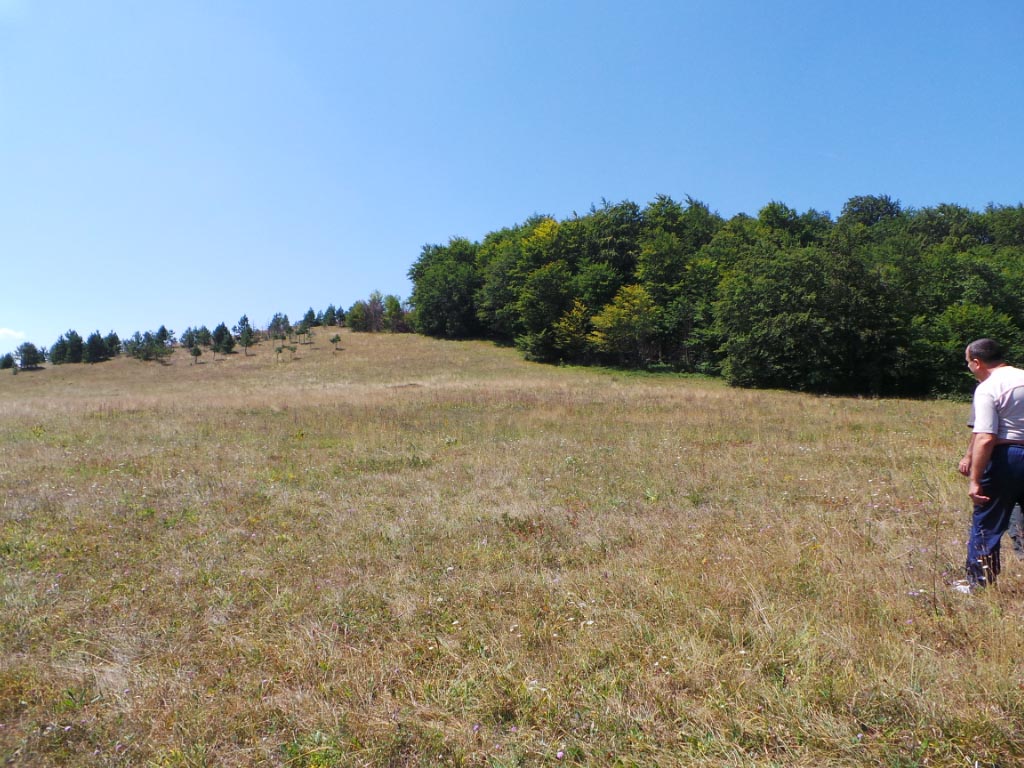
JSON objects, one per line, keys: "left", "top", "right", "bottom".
{"left": 967, "top": 444, "right": 1024, "bottom": 585}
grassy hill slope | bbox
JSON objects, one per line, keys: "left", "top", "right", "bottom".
{"left": 1, "top": 329, "right": 1020, "bottom": 766}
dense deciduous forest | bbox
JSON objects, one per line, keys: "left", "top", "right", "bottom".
{"left": 407, "top": 195, "right": 1024, "bottom": 397}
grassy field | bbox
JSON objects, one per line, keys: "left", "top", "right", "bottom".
{"left": 2, "top": 329, "right": 1022, "bottom": 767}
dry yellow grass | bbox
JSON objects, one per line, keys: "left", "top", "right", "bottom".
{"left": 2, "top": 329, "right": 1022, "bottom": 766}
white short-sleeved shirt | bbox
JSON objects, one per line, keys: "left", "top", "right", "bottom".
{"left": 972, "top": 365, "right": 1024, "bottom": 440}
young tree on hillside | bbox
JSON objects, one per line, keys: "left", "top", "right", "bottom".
{"left": 14, "top": 342, "right": 45, "bottom": 369}
{"left": 155, "top": 326, "right": 175, "bottom": 347}
{"left": 49, "top": 335, "right": 69, "bottom": 364}
{"left": 267, "top": 313, "right": 291, "bottom": 341}
{"left": 365, "top": 291, "right": 385, "bottom": 332}
{"left": 346, "top": 301, "right": 368, "bottom": 332}
{"left": 383, "top": 294, "right": 411, "bottom": 332}
{"left": 211, "top": 322, "right": 235, "bottom": 356}
{"left": 104, "top": 331, "right": 121, "bottom": 357}
{"left": 234, "top": 315, "right": 256, "bottom": 355}
{"left": 84, "top": 331, "right": 109, "bottom": 363}
{"left": 238, "top": 324, "right": 255, "bottom": 354}
{"left": 195, "top": 325, "right": 213, "bottom": 348}
{"left": 124, "top": 331, "right": 173, "bottom": 362}
{"left": 61, "top": 330, "right": 84, "bottom": 364}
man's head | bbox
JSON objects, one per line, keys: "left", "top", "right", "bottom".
{"left": 966, "top": 338, "right": 1006, "bottom": 380}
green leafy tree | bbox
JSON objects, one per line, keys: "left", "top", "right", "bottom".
{"left": 190, "top": 345, "right": 203, "bottom": 365}
{"left": 641, "top": 195, "right": 722, "bottom": 255}
{"left": 302, "top": 308, "right": 317, "bottom": 328}
{"left": 637, "top": 229, "right": 687, "bottom": 305}
{"left": 365, "top": 291, "right": 385, "bottom": 332}
{"left": 716, "top": 248, "right": 902, "bottom": 394}
{"left": 330, "top": 333, "right": 342, "bottom": 350}
{"left": 514, "top": 260, "right": 574, "bottom": 361}
{"left": 383, "top": 294, "right": 410, "bottom": 332}
{"left": 0, "top": 353, "right": 13, "bottom": 370}
{"left": 907, "top": 203, "right": 989, "bottom": 250}
{"left": 757, "top": 201, "right": 810, "bottom": 247}
{"left": 571, "top": 260, "right": 621, "bottom": 316}
{"left": 910, "top": 303, "right": 1023, "bottom": 397}
{"left": 589, "top": 285, "right": 662, "bottom": 367}
{"left": 583, "top": 199, "right": 642, "bottom": 278}
{"left": 552, "top": 298, "right": 593, "bottom": 362}
{"left": 698, "top": 213, "right": 759, "bottom": 272}
{"left": 838, "top": 194, "right": 902, "bottom": 228}
{"left": 408, "top": 238, "right": 482, "bottom": 338}
{"left": 983, "top": 203, "right": 1024, "bottom": 248}
{"left": 346, "top": 301, "right": 368, "bottom": 332}
{"left": 670, "top": 256, "right": 724, "bottom": 372}
{"left": 475, "top": 225, "right": 531, "bottom": 341}
{"left": 323, "top": 304, "right": 338, "bottom": 327}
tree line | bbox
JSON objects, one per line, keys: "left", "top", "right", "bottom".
{"left": 4, "top": 296, "right": 412, "bottom": 372}
{"left": 407, "top": 195, "right": 1024, "bottom": 397}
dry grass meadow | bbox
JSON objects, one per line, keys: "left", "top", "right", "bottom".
{"left": 2, "top": 328, "right": 1023, "bottom": 767}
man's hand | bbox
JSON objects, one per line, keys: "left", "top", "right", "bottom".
{"left": 969, "top": 479, "right": 990, "bottom": 504}
{"left": 958, "top": 454, "right": 971, "bottom": 476}
{"left": 969, "top": 432, "right": 997, "bottom": 504}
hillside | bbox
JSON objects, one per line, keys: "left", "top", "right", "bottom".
{"left": 1, "top": 329, "right": 1021, "bottom": 767}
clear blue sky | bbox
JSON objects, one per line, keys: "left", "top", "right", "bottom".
{"left": 2, "top": 1, "right": 1022, "bottom": 356}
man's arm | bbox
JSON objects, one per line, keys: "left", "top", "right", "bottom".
{"left": 969, "top": 432, "right": 997, "bottom": 503}
{"left": 959, "top": 432, "right": 975, "bottom": 476}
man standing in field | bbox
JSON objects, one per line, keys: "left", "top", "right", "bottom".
{"left": 959, "top": 436, "right": 1024, "bottom": 561}
{"left": 959, "top": 338, "right": 1024, "bottom": 591}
